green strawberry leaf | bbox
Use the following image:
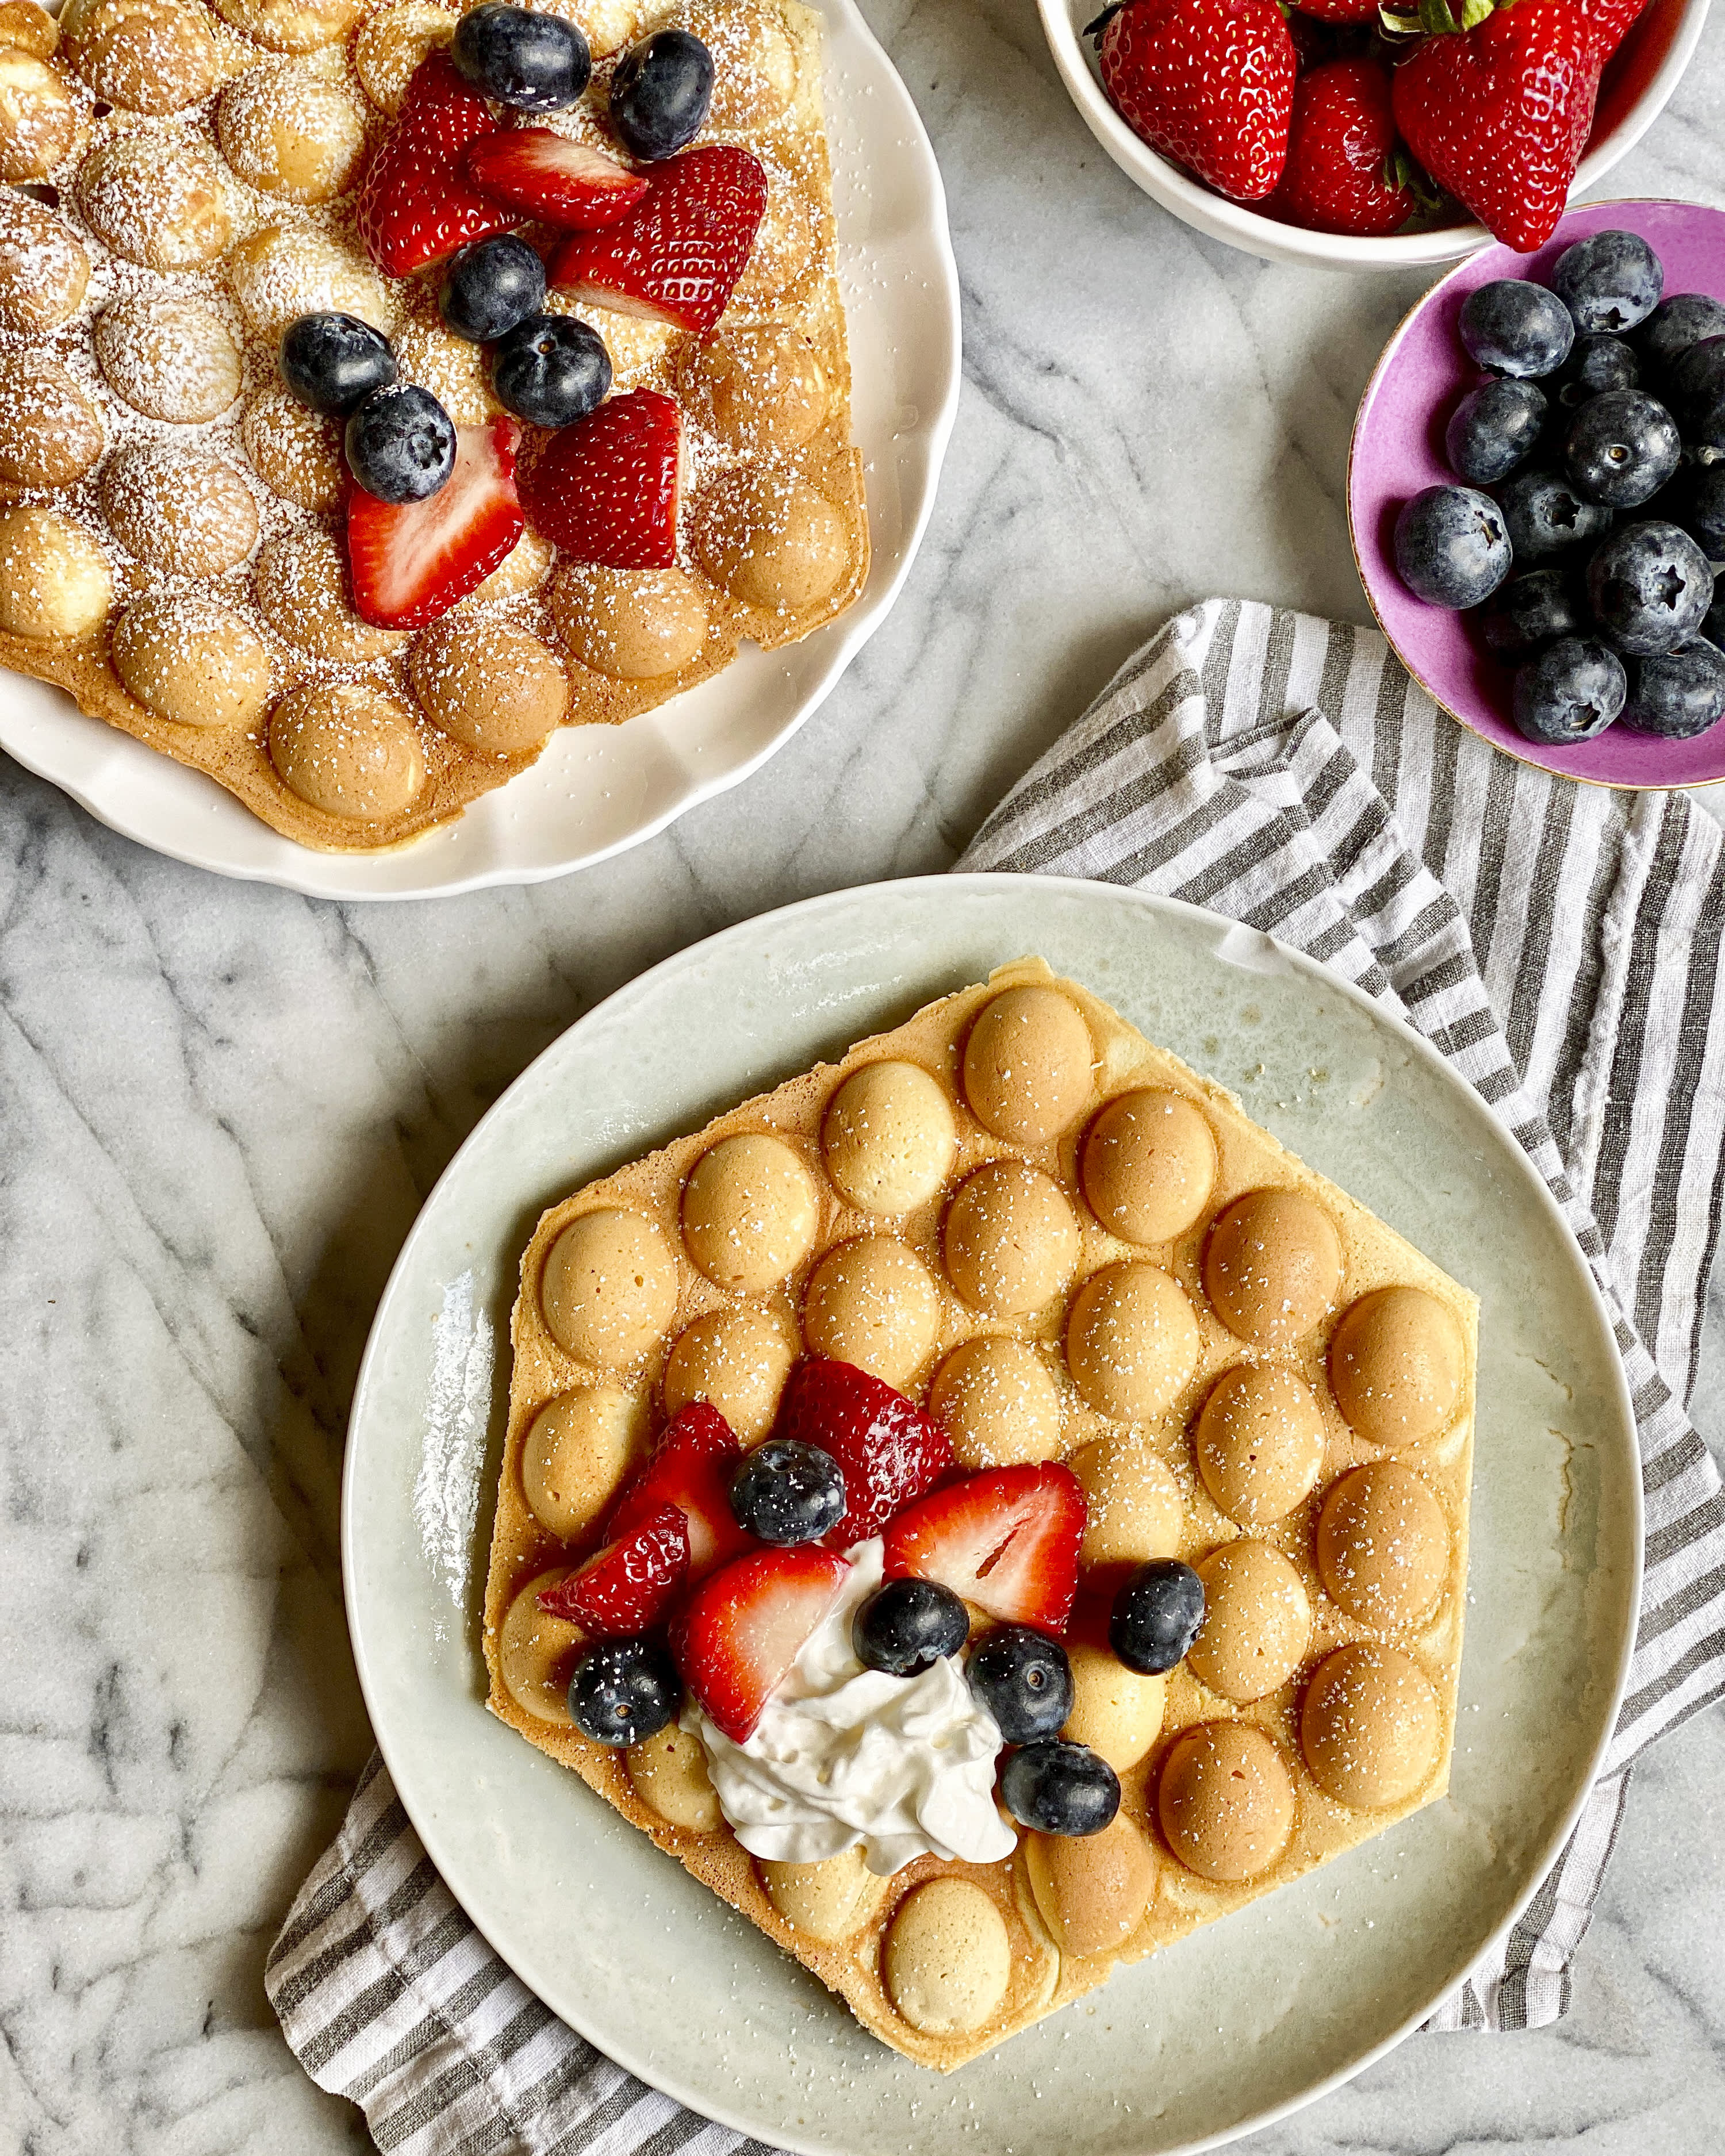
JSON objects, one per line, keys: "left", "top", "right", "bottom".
{"left": 1386, "top": 146, "right": 1448, "bottom": 218}
{"left": 1380, "top": 0, "right": 1494, "bottom": 31}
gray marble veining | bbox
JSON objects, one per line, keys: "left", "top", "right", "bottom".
{"left": 4, "top": 6, "right": 1725, "bottom": 2150}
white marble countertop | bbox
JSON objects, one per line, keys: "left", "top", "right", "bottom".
{"left": 5, "top": 9, "right": 1725, "bottom": 2152}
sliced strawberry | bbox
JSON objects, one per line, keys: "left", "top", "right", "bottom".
{"left": 465, "top": 128, "right": 650, "bottom": 229}
{"left": 774, "top": 1359, "right": 953, "bottom": 1544}
{"left": 882, "top": 1464, "right": 1086, "bottom": 1632}
{"left": 672, "top": 1545, "right": 851, "bottom": 1743}
{"left": 520, "top": 388, "right": 681, "bottom": 570}
{"left": 607, "top": 1400, "right": 756, "bottom": 1583}
{"left": 550, "top": 145, "right": 766, "bottom": 337}
{"left": 346, "top": 418, "right": 524, "bottom": 630}
{"left": 536, "top": 1503, "right": 689, "bottom": 1635}
{"left": 357, "top": 52, "right": 516, "bottom": 278}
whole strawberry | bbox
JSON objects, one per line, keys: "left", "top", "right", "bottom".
{"left": 1392, "top": 0, "right": 1602, "bottom": 252}
{"left": 1094, "top": 0, "right": 1297, "bottom": 203}
{"left": 1294, "top": 0, "right": 1382, "bottom": 20}
{"left": 1577, "top": 0, "right": 1648, "bottom": 59}
{"left": 1265, "top": 59, "right": 1417, "bottom": 236}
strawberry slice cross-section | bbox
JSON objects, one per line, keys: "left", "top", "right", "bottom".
{"left": 520, "top": 387, "right": 683, "bottom": 570}
{"left": 774, "top": 1359, "right": 954, "bottom": 1544}
{"left": 673, "top": 1545, "right": 852, "bottom": 1743}
{"left": 536, "top": 1502, "right": 689, "bottom": 1636}
{"left": 606, "top": 1399, "right": 757, "bottom": 1584}
{"left": 551, "top": 145, "right": 768, "bottom": 337}
{"left": 465, "top": 129, "right": 650, "bottom": 229}
{"left": 357, "top": 51, "right": 518, "bottom": 278}
{"left": 882, "top": 1463, "right": 1087, "bottom": 1632}
{"left": 346, "top": 417, "right": 524, "bottom": 630}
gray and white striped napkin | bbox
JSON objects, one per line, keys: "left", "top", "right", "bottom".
{"left": 269, "top": 597, "right": 1725, "bottom": 2152}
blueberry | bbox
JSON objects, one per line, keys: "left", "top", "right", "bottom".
{"left": 1109, "top": 1559, "right": 1206, "bottom": 1676}
{"left": 1556, "top": 333, "right": 1639, "bottom": 409}
{"left": 438, "top": 234, "right": 547, "bottom": 343}
{"left": 1636, "top": 294, "right": 1725, "bottom": 383}
{"left": 853, "top": 1578, "right": 969, "bottom": 1676}
{"left": 1672, "top": 460, "right": 1725, "bottom": 558}
{"left": 1622, "top": 638, "right": 1725, "bottom": 739}
{"left": 1672, "top": 336, "right": 1725, "bottom": 450}
{"left": 1459, "top": 280, "right": 1574, "bottom": 379}
{"left": 344, "top": 383, "right": 455, "bottom": 503}
{"left": 279, "top": 311, "right": 396, "bottom": 417}
{"left": 1562, "top": 389, "right": 1681, "bottom": 509}
{"left": 569, "top": 1636, "right": 680, "bottom": 1745}
{"left": 1511, "top": 637, "right": 1626, "bottom": 745}
{"left": 965, "top": 1625, "right": 1074, "bottom": 1743}
{"left": 999, "top": 1740, "right": 1121, "bottom": 1837}
{"left": 1551, "top": 229, "right": 1663, "bottom": 336}
{"left": 1586, "top": 521, "right": 1715, "bottom": 655}
{"left": 451, "top": 2, "right": 589, "bottom": 110}
{"left": 1479, "top": 568, "right": 1586, "bottom": 662}
{"left": 609, "top": 28, "right": 712, "bottom": 159}
{"left": 1393, "top": 485, "right": 1512, "bottom": 608}
{"left": 1498, "top": 467, "right": 1613, "bottom": 565}
{"left": 1446, "top": 378, "right": 1546, "bottom": 485}
{"left": 491, "top": 311, "right": 611, "bottom": 427}
{"left": 729, "top": 1439, "right": 845, "bottom": 1546}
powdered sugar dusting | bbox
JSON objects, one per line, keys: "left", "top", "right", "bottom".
{"left": 415, "top": 1268, "right": 495, "bottom": 1617}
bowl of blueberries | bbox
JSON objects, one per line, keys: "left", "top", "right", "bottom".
{"left": 1349, "top": 200, "right": 1725, "bottom": 788}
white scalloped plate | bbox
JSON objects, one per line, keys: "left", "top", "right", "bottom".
{"left": 0, "top": 0, "right": 960, "bottom": 899}
{"left": 343, "top": 874, "right": 1640, "bottom": 2155}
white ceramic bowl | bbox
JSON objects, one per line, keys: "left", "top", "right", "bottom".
{"left": 1036, "top": 0, "right": 1712, "bottom": 269}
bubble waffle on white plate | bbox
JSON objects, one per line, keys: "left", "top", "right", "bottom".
{"left": 481, "top": 956, "right": 1478, "bottom": 2072}
{"left": 0, "top": 0, "right": 866, "bottom": 852}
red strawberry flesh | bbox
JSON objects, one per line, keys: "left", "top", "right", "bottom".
{"left": 551, "top": 145, "right": 768, "bottom": 337}
{"left": 520, "top": 387, "right": 683, "bottom": 570}
{"left": 672, "top": 1545, "right": 851, "bottom": 1743}
{"left": 607, "top": 1400, "right": 756, "bottom": 1583}
{"left": 465, "top": 129, "right": 650, "bottom": 229}
{"left": 882, "top": 1463, "right": 1086, "bottom": 1632}
{"left": 774, "top": 1359, "right": 954, "bottom": 1544}
{"left": 357, "top": 52, "right": 517, "bottom": 277}
{"left": 536, "top": 1503, "right": 689, "bottom": 1635}
{"left": 346, "top": 417, "right": 524, "bottom": 630}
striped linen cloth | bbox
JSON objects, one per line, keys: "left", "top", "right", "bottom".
{"left": 269, "top": 597, "right": 1725, "bottom": 2151}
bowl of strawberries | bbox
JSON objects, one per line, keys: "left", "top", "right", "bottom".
{"left": 1037, "top": 0, "right": 1710, "bottom": 266}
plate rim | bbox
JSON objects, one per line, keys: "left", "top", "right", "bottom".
{"left": 0, "top": 0, "right": 963, "bottom": 900}
{"left": 340, "top": 869, "right": 1643, "bottom": 2155}
{"left": 1347, "top": 194, "right": 1725, "bottom": 794}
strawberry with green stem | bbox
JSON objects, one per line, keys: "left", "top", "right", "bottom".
{"left": 1387, "top": 0, "right": 1604, "bottom": 251}
{"left": 1264, "top": 56, "right": 1428, "bottom": 236}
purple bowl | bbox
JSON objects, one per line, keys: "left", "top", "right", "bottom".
{"left": 1349, "top": 199, "right": 1725, "bottom": 792}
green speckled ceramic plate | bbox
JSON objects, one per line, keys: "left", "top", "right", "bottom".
{"left": 343, "top": 874, "right": 1639, "bottom": 2154}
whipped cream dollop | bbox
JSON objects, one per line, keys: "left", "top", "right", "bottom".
{"left": 688, "top": 1540, "right": 1017, "bottom": 1875}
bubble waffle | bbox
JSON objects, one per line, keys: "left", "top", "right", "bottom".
{"left": 482, "top": 957, "right": 1478, "bottom": 2070}
{"left": 0, "top": 0, "right": 865, "bottom": 851}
